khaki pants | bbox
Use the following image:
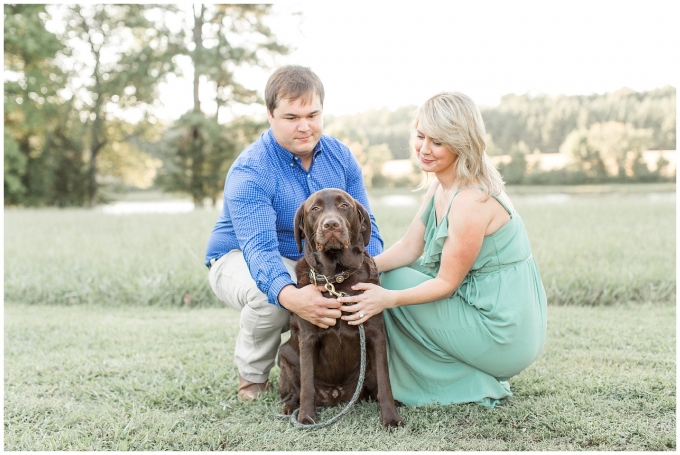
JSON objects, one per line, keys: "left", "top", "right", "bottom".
{"left": 208, "top": 250, "right": 297, "bottom": 383}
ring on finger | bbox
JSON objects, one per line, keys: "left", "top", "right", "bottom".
{"left": 358, "top": 311, "right": 364, "bottom": 318}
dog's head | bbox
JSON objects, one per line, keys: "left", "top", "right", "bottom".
{"left": 294, "top": 189, "right": 372, "bottom": 273}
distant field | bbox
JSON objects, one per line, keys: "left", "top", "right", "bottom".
{"left": 4, "top": 183, "right": 675, "bottom": 307}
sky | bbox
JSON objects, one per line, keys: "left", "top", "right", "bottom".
{"left": 159, "top": 0, "right": 680, "bottom": 119}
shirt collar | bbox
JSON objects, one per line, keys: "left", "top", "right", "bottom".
{"left": 266, "top": 128, "right": 324, "bottom": 165}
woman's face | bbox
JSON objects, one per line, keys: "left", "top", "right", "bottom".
{"left": 414, "top": 128, "right": 457, "bottom": 175}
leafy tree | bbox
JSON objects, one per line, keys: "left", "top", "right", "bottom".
{"left": 325, "top": 106, "right": 417, "bottom": 160}
{"left": 3, "top": 132, "right": 26, "bottom": 203}
{"left": 580, "top": 122, "right": 653, "bottom": 178}
{"left": 499, "top": 141, "right": 530, "bottom": 185}
{"left": 654, "top": 155, "right": 671, "bottom": 179}
{"left": 346, "top": 142, "right": 393, "bottom": 188}
{"left": 325, "top": 120, "right": 395, "bottom": 188}
{"left": 484, "top": 133, "right": 503, "bottom": 156}
{"left": 155, "top": 114, "right": 267, "bottom": 206}
{"left": 559, "top": 128, "right": 607, "bottom": 179}
{"left": 323, "top": 87, "right": 674, "bottom": 185}
{"left": 157, "top": 4, "right": 289, "bottom": 205}
{"left": 54, "top": 4, "right": 179, "bottom": 205}
{"left": 97, "top": 119, "right": 164, "bottom": 191}
{"left": 587, "top": 87, "right": 675, "bottom": 151}
{"left": 481, "top": 87, "right": 675, "bottom": 155}
{"left": 4, "top": 4, "right": 68, "bottom": 205}
{"left": 42, "top": 116, "right": 89, "bottom": 206}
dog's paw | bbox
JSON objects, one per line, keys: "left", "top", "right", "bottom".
{"left": 381, "top": 412, "right": 404, "bottom": 429}
{"left": 297, "top": 409, "right": 317, "bottom": 425}
{"left": 280, "top": 404, "right": 295, "bottom": 416}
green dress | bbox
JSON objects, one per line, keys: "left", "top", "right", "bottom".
{"left": 382, "top": 187, "right": 547, "bottom": 407}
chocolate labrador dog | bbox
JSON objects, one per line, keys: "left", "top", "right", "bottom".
{"left": 278, "top": 188, "right": 403, "bottom": 428}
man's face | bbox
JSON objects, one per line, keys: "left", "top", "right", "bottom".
{"left": 268, "top": 93, "right": 323, "bottom": 158}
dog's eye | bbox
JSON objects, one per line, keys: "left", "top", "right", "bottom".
{"left": 339, "top": 203, "right": 350, "bottom": 209}
{"left": 310, "top": 206, "right": 321, "bottom": 211}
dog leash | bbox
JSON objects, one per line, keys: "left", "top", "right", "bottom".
{"left": 276, "top": 279, "right": 367, "bottom": 430}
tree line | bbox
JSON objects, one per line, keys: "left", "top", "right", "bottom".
{"left": 4, "top": 4, "right": 285, "bottom": 207}
{"left": 324, "top": 86, "right": 675, "bottom": 186}
{"left": 4, "top": 5, "right": 676, "bottom": 208}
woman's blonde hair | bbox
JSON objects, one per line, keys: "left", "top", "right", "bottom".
{"left": 413, "top": 92, "right": 504, "bottom": 197}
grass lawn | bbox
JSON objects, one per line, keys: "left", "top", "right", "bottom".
{"left": 4, "top": 184, "right": 675, "bottom": 308}
{"left": 4, "top": 183, "right": 676, "bottom": 450}
{"left": 4, "top": 302, "right": 675, "bottom": 451}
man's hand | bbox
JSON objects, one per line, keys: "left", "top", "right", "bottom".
{"left": 278, "top": 284, "right": 341, "bottom": 329}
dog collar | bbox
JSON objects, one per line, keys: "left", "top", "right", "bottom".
{"left": 309, "top": 268, "right": 356, "bottom": 286}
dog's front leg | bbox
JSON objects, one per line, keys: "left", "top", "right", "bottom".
{"left": 298, "top": 332, "right": 318, "bottom": 424}
{"left": 369, "top": 328, "right": 404, "bottom": 428}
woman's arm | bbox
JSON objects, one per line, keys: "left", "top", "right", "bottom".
{"left": 339, "top": 188, "right": 491, "bottom": 324}
{"left": 374, "top": 217, "right": 426, "bottom": 273}
{"left": 373, "top": 180, "right": 439, "bottom": 273}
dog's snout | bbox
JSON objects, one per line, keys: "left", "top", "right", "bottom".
{"left": 322, "top": 218, "right": 341, "bottom": 231}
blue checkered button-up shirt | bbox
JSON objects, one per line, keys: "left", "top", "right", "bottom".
{"left": 205, "top": 128, "right": 384, "bottom": 307}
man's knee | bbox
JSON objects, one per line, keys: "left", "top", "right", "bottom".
{"left": 242, "top": 296, "right": 290, "bottom": 330}
{"left": 209, "top": 251, "right": 265, "bottom": 311}
{"left": 208, "top": 250, "right": 296, "bottom": 320}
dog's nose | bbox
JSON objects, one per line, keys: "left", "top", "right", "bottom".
{"left": 322, "top": 218, "right": 341, "bottom": 231}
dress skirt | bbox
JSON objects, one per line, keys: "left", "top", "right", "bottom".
{"left": 381, "top": 260, "right": 546, "bottom": 407}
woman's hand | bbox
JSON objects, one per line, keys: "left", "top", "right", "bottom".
{"left": 337, "top": 283, "right": 399, "bottom": 325}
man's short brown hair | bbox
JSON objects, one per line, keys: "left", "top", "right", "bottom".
{"left": 265, "top": 65, "right": 325, "bottom": 114}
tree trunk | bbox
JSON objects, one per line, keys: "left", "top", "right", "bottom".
{"left": 191, "top": 133, "right": 204, "bottom": 209}
{"left": 87, "top": 132, "right": 104, "bottom": 207}
{"left": 192, "top": 4, "right": 204, "bottom": 114}
{"left": 87, "top": 47, "right": 106, "bottom": 207}
{"left": 190, "top": 4, "right": 205, "bottom": 208}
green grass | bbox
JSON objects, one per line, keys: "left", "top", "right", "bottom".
{"left": 3, "top": 183, "right": 676, "bottom": 450}
{"left": 4, "top": 208, "right": 219, "bottom": 307}
{"left": 372, "top": 185, "right": 675, "bottom": 306}
{"left": 3, "top": 184, "right": 675, "bottom": 308}
{"left": 515, "top": 193, "right": 675, "bottom": 305}
{"left": 4, "top": 302, "right": 675, "bottom": 450}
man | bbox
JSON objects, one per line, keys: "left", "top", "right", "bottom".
{"left": 205, "top": 65, "right": 384, "bottom": 400}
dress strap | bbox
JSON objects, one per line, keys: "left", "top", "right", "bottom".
{"left": 453, "top": 185, "right": 485, "bottom": 198}
{"left": 452, "top": 186, "right": 513, "bottom": 216}
{"left": 443, "top": 185, "right": 481, "bottom": 217}
{"left": 489, "top": 194, "right": 513, "bottom": 216}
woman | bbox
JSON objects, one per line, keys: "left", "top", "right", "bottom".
{"left": 338, "top": 92, "right": 547, "bottom": 407}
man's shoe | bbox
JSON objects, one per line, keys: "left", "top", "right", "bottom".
{"left": 238, "top": 374, "right": 271, "bottom": 401}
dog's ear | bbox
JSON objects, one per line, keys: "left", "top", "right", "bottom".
{"left": 293, "top": 203, "right": 306, "bottom": 253}
{"left": 356, "top": 201, "right": 372, "bottom": 247}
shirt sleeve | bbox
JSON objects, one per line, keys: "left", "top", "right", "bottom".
{"left": 225, "top": 165, "right": 295, "bottom": 307}
{"left": 344, "top": 150, "right": 384, "bottom": 257}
